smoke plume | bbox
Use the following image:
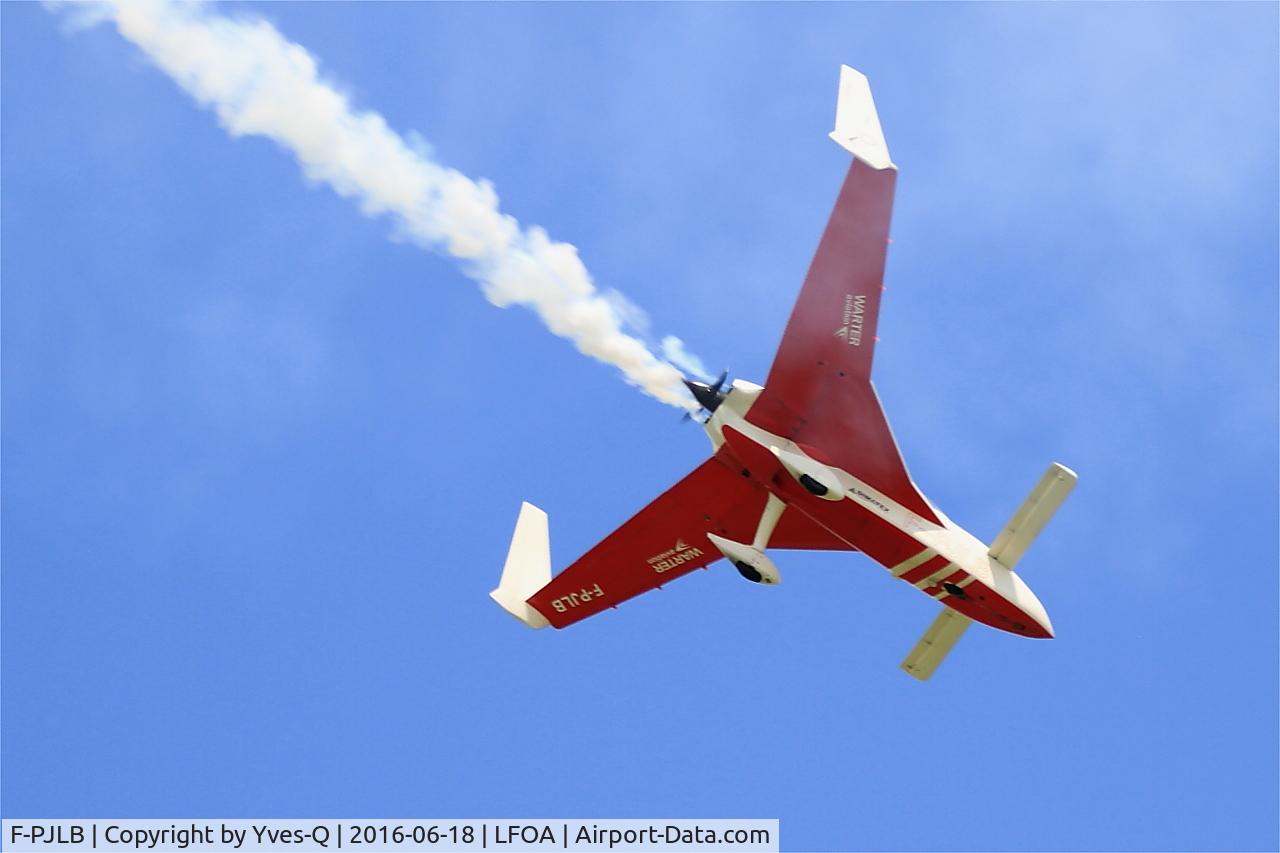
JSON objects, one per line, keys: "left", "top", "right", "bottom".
{"left": 61, "top": 0, "right": 700, "bottom": 410}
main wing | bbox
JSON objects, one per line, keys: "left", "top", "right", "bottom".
{"left": 523, "top": 452, "right": 850, "bottom": 628}
{"left": 749, "top": 68, "right": 937, "bottom": 523}
{"left": 762, "top": 159, "right": 894, "bottom": 399}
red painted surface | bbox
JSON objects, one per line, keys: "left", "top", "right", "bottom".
{"left": 940, "top": 579, "right": 1053, "bottom": 638}
{"left": 900, "top": 555, "right": 952, "bottom": 586}
{"left": 718, "top": 425, "right": 923, "bottom": 570}
{"left": 528, "top": 453, "right": 852, "bottom": 629}
{"left": 746, "top": 162, "right": 937, "bottom": 523}
{"left": 920, "top": 569, "right": 970, "bottom": 597}
{"left": 522, "top": 156, "right": 1051, "bottom": 643}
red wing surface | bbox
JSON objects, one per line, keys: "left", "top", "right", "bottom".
{"left": 529, "top": 453, "right": 849, "bottom": 628}
{"left": 752, "top": 159, "right": 938, "bottom": 522}
{"left": 767, "top": 160, "right": 895, "bottom": 391}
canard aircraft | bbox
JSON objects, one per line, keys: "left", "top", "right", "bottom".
{"left": 490, "top": 67, "right": 1076, "bottom": 679}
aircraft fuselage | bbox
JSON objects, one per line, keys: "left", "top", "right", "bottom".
{"left": 704, "top": 379, "right": 1054, "bottom": 639}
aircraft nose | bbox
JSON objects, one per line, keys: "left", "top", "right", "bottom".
{"left": 1022, "top": 601, "right": 1054, "bottom": 639}
{"left": 1009, "top": 571, "right": 1054, "bottom": 638}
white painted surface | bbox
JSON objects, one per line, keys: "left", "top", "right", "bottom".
{"left": 706, "top": 534, "right": 782, "bottom": 585}
{"left": 901, "top": 608, "right": 973, "bottom": 681}
{"left": 990, "top": 463, "right": 1079, "bottom": 570}
{"left": 828, "top": 66, "right": 895, "bottom": 171}
{"left": 490, "top": 501, "right": 551, "bottom": 628}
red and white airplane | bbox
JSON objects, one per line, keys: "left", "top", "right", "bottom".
{"left": 491, "top": 67, "right": 1076, "bottom": 680}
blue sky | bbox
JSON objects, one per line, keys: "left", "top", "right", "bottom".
{"left": 3, "top": 3, "right": 1277, "bottom": 850}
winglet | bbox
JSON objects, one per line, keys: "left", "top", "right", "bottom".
{"left": 829, "top": 66, "right": 895, "bottom": 170}
{"left": 490, "top": 502, "right": 551, "bottom": 629}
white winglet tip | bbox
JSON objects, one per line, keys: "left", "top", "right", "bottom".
{"left": 490, "top": 501, "right": 551, "bottom": 629}
{"left": 830, "top": 65, "right": 895, "bottom": 170}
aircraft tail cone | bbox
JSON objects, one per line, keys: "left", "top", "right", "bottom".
{"left": 683, "top": 370, "right": 730, "bottom": 413}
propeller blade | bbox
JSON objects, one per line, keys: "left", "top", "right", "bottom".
{"left": 682, "top": 370, "right": 731, "bottom": 415}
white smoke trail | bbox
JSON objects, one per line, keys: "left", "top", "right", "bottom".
{"left": 660, "top": 336, "right": 714, "bottom": 383}
{"left": 61, "top": 0, "right": 700, "bottom": 410}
